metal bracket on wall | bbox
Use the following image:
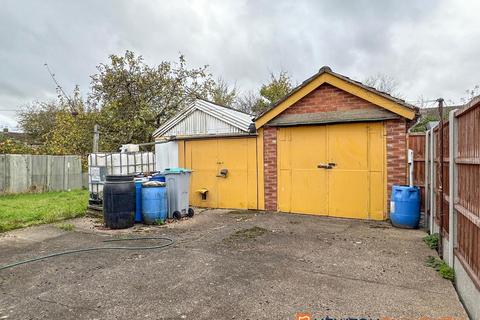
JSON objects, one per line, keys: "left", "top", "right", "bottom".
{"left": 216, "top": 168, "right": 228, "bottom": 178}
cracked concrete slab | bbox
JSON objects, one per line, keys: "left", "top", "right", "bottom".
{"left": 0, "top": 210, "right": 469, "bottom": 319}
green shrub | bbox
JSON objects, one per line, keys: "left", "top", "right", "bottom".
{"left": 154, "top": 219, "right": 165, "bottom": 225}
{"left": 426, "top": 256, "right": 455, "bottom": 281}
{"left": 439, "top": 263, "right": 455, "bottom": 281}
{"left": 423, "top": 233, "right": 439, "bottom": 250}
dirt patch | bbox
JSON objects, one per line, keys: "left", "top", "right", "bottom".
{"left": 224, "top": 210, "right": 265, "bottom": 216}
{"left": 367, "top": 222, "right": 391, "bottom": 229}
{"left": 223, "top": 226, "right": 268, "bottom": 242}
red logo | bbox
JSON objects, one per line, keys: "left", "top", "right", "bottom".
{"left": 295, "top": 313, "right": 312, "bottom": 320}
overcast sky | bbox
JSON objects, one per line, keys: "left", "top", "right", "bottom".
{"left": 1, "top": 0, "right": 479, "bottom": 128}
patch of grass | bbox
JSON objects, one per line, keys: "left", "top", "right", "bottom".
{"left": 426, "top": 256, "right": 442, "bottom": 268}
{"left": 426, "top": 256, "right": 455, "bottom": 281}
{"left": 57, "top": 223, "right": 75, "bottom": 231}
{"left": 423, "top": 233, "right": 440, "bottom": 250}
{"left": 153, "top": 219, "right": 165, "bottom": 225}
{"left": 439, "top": 263, "right": 455, "bottom": 281}
{"left": 225, "top": 226, "right": 268, "bottom": 242}
{"left": 0, "top": 190, "right": 88, "bottom": 233}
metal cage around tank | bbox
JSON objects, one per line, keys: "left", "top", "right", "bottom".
{"left": 88, "top": 152, "right": 155, "bottom": 205}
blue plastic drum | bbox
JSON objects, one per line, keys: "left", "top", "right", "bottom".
{"left": 141, "top": 184, "right": 168, "bottom": 224}
{"left": 134, "top": 180, "right": 143, "bottom": 223}
{"left": 150, "top": 174, "right": 166, "bottom": 182}
{"left": 390, "top": 185, "right": 421, "bottom": 229}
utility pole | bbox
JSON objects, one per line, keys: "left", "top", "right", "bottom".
{"left": 438, "top": 98, "right": 444, "bottom": 258}
{"left": 93, "top": 124, "right": 99, "bottom": 153}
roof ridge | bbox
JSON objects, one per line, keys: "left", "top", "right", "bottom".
{"left": 195, "top": 96, "right": 253, "bottom": 116}
{"left": 254, "top": 66, "right": 418, "bottom": 121}
{"left": 153, "top": 98, "right": 253, "bottom": 138}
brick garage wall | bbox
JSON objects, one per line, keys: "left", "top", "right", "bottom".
{"left": 283, "top": 83, "right": 380, "bottom": 114}
{"left": 386, "top": 118, "right": 408, "bottom": 211}
{"left": 263, "top": 126, "right": 278, "bottom": 211}
{"left": 262, "top": 83, "right": 409, "bottom": 213}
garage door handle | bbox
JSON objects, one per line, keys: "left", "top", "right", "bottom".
{"left": 317, "top": 164, "right": 332, "bottom": 169}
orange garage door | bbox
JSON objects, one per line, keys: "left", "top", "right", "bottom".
{"left": 179, "top": 137, "right": 258, "bottom": 210}
{"left": 277, "top": 122, "right": 386, "bottom": 220}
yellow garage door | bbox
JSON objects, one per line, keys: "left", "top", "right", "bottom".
{"left": 180, "top": 137, "right": 258, "bottom": 210}
{"left": 278, "top": 122, "right": 385, "bottom": 220}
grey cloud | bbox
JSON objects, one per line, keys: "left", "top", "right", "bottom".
{"left": 0, "top": 0, "right": 479, "bottom": 128}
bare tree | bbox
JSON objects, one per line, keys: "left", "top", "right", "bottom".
{"left": 209, "top": 78, "right": 237, "bottom": 107}
{"left": 234, "top": 91, "right": 261, "bottom": 115}
{"left": 460, "top": 84, "right": 480, "bottom": 104}
{"left": 364, "top": 73, "right": 402, "bottom": 98}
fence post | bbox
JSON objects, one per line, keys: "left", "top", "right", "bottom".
{"left": 425, "top": 130, "right": 430, "bottom": 230}
{"left": 448, "top": 110, "right": 458, "bottom": 267}
{"left": 429, "top": 127, "right": 436, "bottom": 235}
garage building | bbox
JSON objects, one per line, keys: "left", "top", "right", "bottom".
{"left": 255, "top": 66, "right": 417, "bottom": 220}
{"left": 153, "top": 99, "right": 259, "bottom": 210}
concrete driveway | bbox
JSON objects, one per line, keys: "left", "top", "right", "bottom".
{"left": 0, "top": 209, "right": 468, "bottom": 320}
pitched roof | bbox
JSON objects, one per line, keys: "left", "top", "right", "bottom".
{"left": 152, "top": 98, "right": 254, "bottom": 138}
{"left": 255, "top": 66, "right": 418, "bottom": 128}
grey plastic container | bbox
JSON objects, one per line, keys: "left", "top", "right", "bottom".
{"left": 162, "top": 168, "right": 193, "bottom": 219}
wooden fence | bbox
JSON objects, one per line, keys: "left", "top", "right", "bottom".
{"left": 454, "top": 102, "right": 480, "bottom": 288}
{"left": 407, "top": 133, "right": 426, "bottom": 211}
{"left": 433, "top": 122, "right": 450, "bottom": 235}
{"left": 424, "top": 98, "right": 480, "bottom": 291}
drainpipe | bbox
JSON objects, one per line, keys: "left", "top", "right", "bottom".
{"left": 408, "top": 149, "right": 414, "bottom": 187}
{"left": 437, "top": 98, "right": 444, "bottom": 259}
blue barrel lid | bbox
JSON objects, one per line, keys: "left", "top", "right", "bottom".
{"left": 142, "top": 181, "right": 166, "bottom": 188}
{"left": 393, "top": 185, "right": 419, "bottom": 191}
{"left": 163, "top": 167, "right": 191, "bottom": 174}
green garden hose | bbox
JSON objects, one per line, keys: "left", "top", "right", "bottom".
{"left": 0, "top": 236, "right": 175, "bottom": 271}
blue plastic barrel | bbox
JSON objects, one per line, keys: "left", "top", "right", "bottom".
{"left": 390, "top": 185, "right": 421, "bottom": 229}
{"left": 134, "top": 180, "right": 143, "bottom": 223}
{"left": 150, "top": 174, "right": 166, "bottom": 182}
{"left": 141, "top": 184, "right": 168, "bottom": 224}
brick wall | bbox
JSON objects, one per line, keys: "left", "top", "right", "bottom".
{"left": 283, "top": 83, "right": 380, "bottom": 114}
{"left": 386, "top": 118, "right": 408, "bottom": 211}
{"left": 262, "top": 83, "right": 409, "bottom": 213}
{"left": 263, "top": 126, "right": 277, "bottom": 211}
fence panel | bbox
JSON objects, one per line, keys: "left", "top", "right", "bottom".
{"left": 408, "top": 133, "right": 426, "bottom": 211}
{"left": 31, "top": 155, "right": 48, "bottom": 192}
{"left": 455, "top": 102, "right": 480, "bottom": 287}
{"left": 434, "top": 123, "right": 450, "bottom": 234}
{"left": 0, "top": 154, "right": 83, "bottom": 194}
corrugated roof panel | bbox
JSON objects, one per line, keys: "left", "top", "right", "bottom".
{"left": 195, "top": 99, "right": 253, "bottom": 131}
{"left": 153, "top": 99, "right": 253, "bottom": 138}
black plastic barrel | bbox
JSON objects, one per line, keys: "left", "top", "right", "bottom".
{"left": 103, "top": 175, "right": 135, "bottom": 229}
